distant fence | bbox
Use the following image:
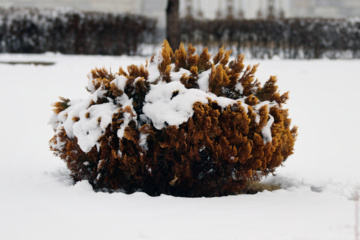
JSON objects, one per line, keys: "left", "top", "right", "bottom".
{"left": 180, "top": 18, "right": 360, "bottom": 59}
{"left": 0, "top": 7, "right": 157, "bottom": 55}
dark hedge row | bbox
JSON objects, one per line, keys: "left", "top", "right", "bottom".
{"left": 0, "top": 7, "right": 157, "bottom": 55}
{"left": 2, "top": 7, "right": 359, "bottom": 59}
{"left": 180, "top": 18, "right": 360, "bottom": 59}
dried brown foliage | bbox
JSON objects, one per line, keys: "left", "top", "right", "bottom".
{"left": 52, "top": 97, "right": 70, "bottom": 115}
{"left": 50, "top": 40, "right": 297, "bottom": 197}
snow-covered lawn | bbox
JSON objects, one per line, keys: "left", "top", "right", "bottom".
{"left": 0, "top": 53, "right": 359, "bottom": 240}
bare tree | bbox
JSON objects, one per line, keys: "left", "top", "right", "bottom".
{"left": 166, "top": 0, "right": 180, "bottom": 50}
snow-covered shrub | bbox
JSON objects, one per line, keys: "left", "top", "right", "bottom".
{"left": 49, "top": 41, "right": 297, "bottom": 197}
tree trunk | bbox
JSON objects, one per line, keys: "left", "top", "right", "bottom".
{"left": 166, "top": 0, "right": 180, "bottom": 50}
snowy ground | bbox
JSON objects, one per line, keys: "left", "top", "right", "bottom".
{"left": 0, "top": 53, "right": 359, "bottom": 240}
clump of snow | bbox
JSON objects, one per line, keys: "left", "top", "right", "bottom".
{"left": 53, "top": 98, "right": 118, "bottom": 153}
{"left": 169, "top": 64, "right": 191, "bottom": 82}
{"left": 197, "top": 69, "right": 212, "bottom": 92}
{"left": 142, "top": 80, "right": 257, "bottom": 130}
{"left": 72, "top": 180, "right": 94, "bottom": 194}
{"left": 143, "top": 81, "right": 208, "bottom": 129}
{"left": 111, "top": 75, "right": 128, "bottom": 92}
{"left": 74, "top": 102, "right": 118, "bottom": 152}
{"left": 261, "top": 115, "right": 274, "bottom": 143}
{"left": 139, "top": 133, "right": 149, "bottom": 151}
{"left": 235, "top": 82, "right": 244, "bottom": 94}
{"left": 252, "top": 102, "right": 278, "bottom": 143}
{"left": 117, "top": 101, "right": 136, "bottom": 139}
{"left": 146, "top": 63, "right": 161, "bottom": 83}
{"left": 50, "top": 73, "right": 139, "bottom": 153}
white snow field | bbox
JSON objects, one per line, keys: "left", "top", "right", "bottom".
{"left": 0, "top": 53, "right": 359, "bottom": 240}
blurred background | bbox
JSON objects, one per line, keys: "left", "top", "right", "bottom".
{"left": 0, "top": 4, "right": 359, "bottom": 238}
{"left": 3, "top": 0, "right": 360, "bottom": 23}
{"left": 0, "top": 0, "right": 359, "bottom": 58}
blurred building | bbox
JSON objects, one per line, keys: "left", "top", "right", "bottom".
{"left": 0, "top": 0, "right": 167, "bottom": 27}
{"left": 291, "top": 0, "right": 360, "bottom": 18}
{"left": 1, "top": 0, "right": 360, "bottom": 28}
{"left": 179, "top": 0, "right": 360, "bottom": 19}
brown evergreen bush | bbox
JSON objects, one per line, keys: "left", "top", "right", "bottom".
{"left": 49, "top": 40, "right": 297, "bottom": 197}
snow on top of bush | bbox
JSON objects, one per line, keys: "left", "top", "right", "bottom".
{"left": 142, "top": 60, "right": 249, "bottom": 130}
{"left": 52, "top": 98, "right": 118, "bottom": 153}
{"left": 50, "top": 46, "right": 278, "bottom": 153}
{"left": 143, "top": 80, "right": 245, "bottom": 130}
